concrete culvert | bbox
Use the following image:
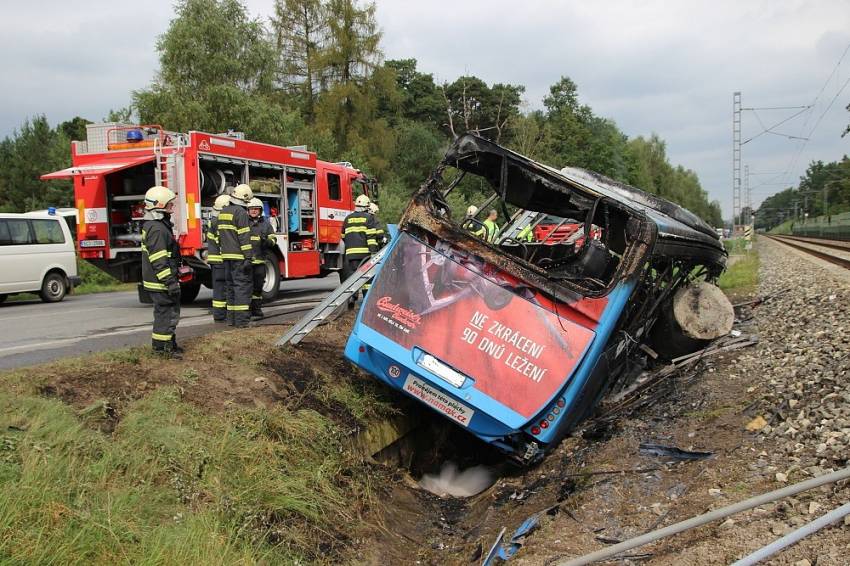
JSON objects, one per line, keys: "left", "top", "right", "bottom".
{"left": 650, "top": 281, "right": 734, "bottom": 360}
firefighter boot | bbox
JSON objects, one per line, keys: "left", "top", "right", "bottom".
{"left": 171, "top": 336, "right": 185, "bottom": 355}
{"left": 250, "top": 299, "right": 264, "bottom": 320}
{"left": 152, "top": 339, "right": 182, "bottom": 360}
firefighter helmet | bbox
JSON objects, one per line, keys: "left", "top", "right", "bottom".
{"left": 213, "top": 194, "right": 231, "bottom": 211}
{"left": 368, "top": 202, "right": 379, "bottom": 214}
{"left": 144, "top": 186, "right": 176, "bottom": 211}
{"left": 231, "top": 184, "right": 253, "bottom": 205}
{"left": 355, "top": 194, "right": 371, "bottom": 208}
{"left": 248, "top": 198, "right": 263, "bottom": 209}
{"left": 466, "top": 205, "right": 478, "bottom": 217}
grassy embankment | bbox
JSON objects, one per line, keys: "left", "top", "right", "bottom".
{"left": 717, "top": 237, "right": 759, "bottom": 295}
{"left": 0, "top": 323, "right": 398, "bottom": 563}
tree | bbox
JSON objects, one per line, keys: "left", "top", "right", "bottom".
{"left": 270, "top": 0, "right": 327, "bottom": 120}
{"left": 383, "top": 59, "right": 443, "bottom": 125}
{"left": 320, "top": 0, "right": 381, "bottom": 85}
{"left": 441, "top": 76, "right": 523, "bottom": 142}
{"left": 133, "top": 0, "right": 302, "bottom": 145}
{"left": 0, "top": 116, "right": 73, "bottom": 212}
{"left": 57, "top": 117, "right": 91, "bottom": 141}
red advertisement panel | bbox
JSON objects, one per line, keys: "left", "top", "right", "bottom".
{"left": 361, "top": 234, "right": 595, "bottom": 419}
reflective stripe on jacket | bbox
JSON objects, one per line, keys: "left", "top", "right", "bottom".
{"left": 141, "top": 218, "right": 179, "bottom": 292}
{"left": 206, "top": 216, "right": 222, "bottom": 263}
{"left": 343, "top": 211, "right": 377, "bottom": 259}
{"left": 218, "top": 204, "right": 253, "bottom": 261}
{"left": 483, "top": 219, "right": 500, "bottom": 243}
{"left": 249, "top": 216, "right": 276, "bottom": 265}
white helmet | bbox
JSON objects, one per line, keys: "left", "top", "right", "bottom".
{"left": 368, "top": 202, "right": 379, "bottom": 214}
{"left": 466, "top": 205, "right": 478, "bottom": 217}
{"left": 213, "top": 194, "right": 230, "bottom": 211}
{"left": 248, "top": 198, "right": 263, "bottom": 209}
{"left": 144, "top": 186, "right": 176, "bottom": 211}
{"left": 231, "top": 184, "right": 253, "bottom": 206}
{"left": 355, "top": 194, "right": 371, "bottom": 208}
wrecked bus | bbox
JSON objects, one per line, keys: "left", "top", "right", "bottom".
{"left": 344, "top": 135, "right": 727, "bottom": 464}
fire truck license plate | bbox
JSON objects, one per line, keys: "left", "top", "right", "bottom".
{"left": 79, "top": 240, "right": 106, "bottom": 248}
{"left": 403, "top": 375, "right": 474, "bottom": 427}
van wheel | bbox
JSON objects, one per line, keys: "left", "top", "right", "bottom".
{"left": 262, "top": 257, "right": 281, "bottom": 302}
{"left": 179, "top": 282, "right": 201, "bottom": 304}
{"left": 0, "top": 294, "right": 6, "bottom": 304}
{"left": 40, "top": 272, "right": 68, "bottom": 303}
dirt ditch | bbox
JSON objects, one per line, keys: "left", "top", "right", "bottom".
{"left": 12, "top": 241, "right": 850, "bottom": 564}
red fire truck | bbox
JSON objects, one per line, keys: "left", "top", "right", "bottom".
{"left": 42, "top": 123, "right": 377, "bottom": 302}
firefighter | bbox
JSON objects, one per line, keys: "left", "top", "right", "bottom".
{"left": 517, "top": 223, "right": 534, "bottom": 242}
{"left": 247, "top": 198, "right": 276, "bottom": 319}
{"left": 208, "top": 194, "right": 230, "bottom": 323}
{"left": 464, "top": 205, "right": 486, "bottom": 238}
{"left": 368, "top": 202, "right": 387, "bottom": 249}
{"left": 342, "top": 194, "right": 377, "bottom": 305}
{"left": 218, "top": 184, "right": 255, "bottom": 327}
{"left": 141, "top": 186, "right": 182, "bottom": 358}
{"left": 483, "top": 209, "right": 500, "bottom": 242}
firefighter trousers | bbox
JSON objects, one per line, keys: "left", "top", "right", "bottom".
{"left": 252, "top": 263, "right": 265, "bottom": 315}
{"left": 342, "top": 256, "right": 368, "bottom": 303}
{"left": 211, "top": 263, "right": 226, "bottom": 321}
{"left": 150, "top": 291, "right": 180, "bottom": 350}
{"left": 224, "top": 260, "right": 253, "bottom": 327}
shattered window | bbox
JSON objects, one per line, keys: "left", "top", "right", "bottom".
{"left": 436, "top": 164, "right": 630, "bottom": 292}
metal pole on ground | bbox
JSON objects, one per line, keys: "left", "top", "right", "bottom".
{"left": 556, "top": 466, "right": 850, "bottom": 566}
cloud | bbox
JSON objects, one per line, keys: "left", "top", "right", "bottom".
{"left": 2, "top": 0, "right": 848, "bottom": 219}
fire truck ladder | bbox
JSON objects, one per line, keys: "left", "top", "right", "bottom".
{"left": 153, "top": 135, "right": 185, "bottom": 188}
{"left": 276, "top": 247, "right": 387, "bottom": 347}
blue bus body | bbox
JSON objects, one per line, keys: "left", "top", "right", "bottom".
{"left": 344, "top": 135, "right": 726, "bottom": 463}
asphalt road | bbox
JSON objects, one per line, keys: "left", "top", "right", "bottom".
{"left": 0, "top": 274, "right": 340, "bottom": 370}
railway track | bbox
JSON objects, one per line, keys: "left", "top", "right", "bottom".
{"left": 764, "top": 234, "right": 850, "bottom": 270}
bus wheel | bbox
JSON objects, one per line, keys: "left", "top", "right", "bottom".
{"left": 262, "top": 257, "right": 281, "bottom": 302}
{"left": 179, "top": 282, "right": 201, "bottom": 304}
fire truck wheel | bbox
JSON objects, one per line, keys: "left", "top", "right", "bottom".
{"left": 261, "top": 257, "right": 280, "bottom": 302}
{"left": 39, "top": 272, "right": 68, "bottom": 303}
{"left": 179, "top": 282, "right": 201, "bottom": 304}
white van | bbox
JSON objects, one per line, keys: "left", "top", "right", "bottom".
{"left": 0, "top": 212, "right": 81, "bottom": 303}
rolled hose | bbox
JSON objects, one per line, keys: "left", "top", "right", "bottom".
{"left": 557, "top": 466, "right": 850, "bottom": 566}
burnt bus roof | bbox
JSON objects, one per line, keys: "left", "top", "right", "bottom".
{"left": 444, "top": 134, "right": 723, "bottom": 251}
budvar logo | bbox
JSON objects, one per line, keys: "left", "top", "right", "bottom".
{"left": 376, "top": 296, "right": 422, "bottom": 329}
{"left": 198, "top": 139, "right": 211, "bottom": 151}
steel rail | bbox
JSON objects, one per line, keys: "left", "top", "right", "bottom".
{"left": 765, "top": 234, "right": 850, "bottom": 270}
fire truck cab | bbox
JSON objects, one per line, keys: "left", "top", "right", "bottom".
{"left": 42, "top": 123, "right": 376, "bottom": 302}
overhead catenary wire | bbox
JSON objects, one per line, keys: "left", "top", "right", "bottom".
{"left": 556, "top": 466, "right": 850, "bottom": 566}
{"left": 773, "top": 41, "right": 850, "bottom": 193}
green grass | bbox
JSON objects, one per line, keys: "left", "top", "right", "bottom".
{"left": 0, "top": 361, "right": 384, "bottom": 563}
{"left": 718, "top": 249, "right": 759, "bottom": 293}
{"left": 769, "top": 219, "right": 795, "bottom": 235}
{"left": 722, "top": 237, "right": 751, "bottom": 254}
{"left": 74, "top": 260, "right": 134, "bottom": 295}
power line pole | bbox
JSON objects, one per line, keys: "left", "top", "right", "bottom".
{"left": 744, "top": 164, "right": 751, "bottom": 214}
{"left": 732, "top": 92, "right": 742, "bottom": 228}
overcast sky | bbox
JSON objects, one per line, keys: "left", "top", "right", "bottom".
{"left": 2, "top": 0, "right": 849, "bottom": 218}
